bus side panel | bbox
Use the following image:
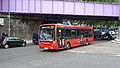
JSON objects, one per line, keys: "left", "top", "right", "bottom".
{"left": 68, "top": 38, "right": 80, "bottom": 47}
{"left": 84, "top": 37, "right": 94, "bottom": 44}
{"left": 89, "top": 37, "right": 94, "bottom": 43}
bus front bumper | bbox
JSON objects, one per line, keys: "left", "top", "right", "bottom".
{"left": 39, "top": 42, "right": 59, "bottom": 50}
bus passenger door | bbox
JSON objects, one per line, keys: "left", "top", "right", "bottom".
{"left": 80, "top": 34, "right": 84, "bottom": 45}
{"left": 80, "top": 29, "right": 84, "bottom": 45}
{"left": 57, "top": 29, "right": 66, "bottom": 48}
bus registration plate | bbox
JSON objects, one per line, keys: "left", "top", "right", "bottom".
{"left": 44, "top": 47, "right": 48, "bottom": 50}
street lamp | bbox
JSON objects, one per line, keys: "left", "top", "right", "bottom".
{"left": 8, "top": 0, "right": 11, "bottom": 37}
{"left": 118, "top": 0, "right": 120, "bottom": 39}
{"left": 7, "top": 13, "right": 11, "bottom": 37}
{"left": 118, "top": 3, "right": 120, "bottom": 39}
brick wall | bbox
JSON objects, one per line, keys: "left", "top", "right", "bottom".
{"left": 2, "top": 18, "right": 41, "bottom": 40}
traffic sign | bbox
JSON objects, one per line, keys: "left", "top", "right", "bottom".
{"left": 0, "top": 18, "right": 4, "bottom": 25}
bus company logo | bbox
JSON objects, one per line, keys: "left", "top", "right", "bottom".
{"left": 59, "top": 26, "right": 64, "bottom": 28}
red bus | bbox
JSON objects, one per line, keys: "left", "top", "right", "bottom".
{"left": 38, "top": 24, "right": 94, "bottom": 50}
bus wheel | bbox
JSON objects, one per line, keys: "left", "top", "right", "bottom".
{"left": 86, "top": 40, "right": 89, "bottom": 45}
{"left": 66, "top": 43, "right": 71, "bottom": 49}
{"left": 108, "top": 36, "right": 112, "bottom": 40}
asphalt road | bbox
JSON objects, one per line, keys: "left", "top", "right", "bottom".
{"left": 0, "top": 40, "right": 120, "bottom": 68}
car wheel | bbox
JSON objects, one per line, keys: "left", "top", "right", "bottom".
{"left": 108, "top": 36, "right": 112, "bottom": 40}
{"left": 66, "top": 43, "right": 71, "bottom": 50}
{"left": 22, "top": 43, "right": 26, "bottom": 47}
{"left": 4, "top": 44, "right": 9, "bottom": 49}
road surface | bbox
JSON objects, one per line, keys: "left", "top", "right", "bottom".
{"left": 0, "top": 40, "right": 120, "bottom": 68}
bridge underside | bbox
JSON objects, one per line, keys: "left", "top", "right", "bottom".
{"left": 0, "top": 12, "right": 119, "bottom": 22}
{"left": 38, "top": 13, "right": 118, "bottom": 21}
{"left": 0, "top": 0, "right": 119, "bottom": 40}
{"left": 0, "top": 0, "right": 119, "bottom": 22}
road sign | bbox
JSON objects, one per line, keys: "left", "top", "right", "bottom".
{"left": 0, "top": 18, "right": 4, "bottom": 25}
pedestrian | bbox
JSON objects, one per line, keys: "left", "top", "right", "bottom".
{"left": 1, "top": 31, "right": 8, "bottom": 42}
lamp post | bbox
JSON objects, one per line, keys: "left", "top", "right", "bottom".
{"left": 118, "top": 3, "right": 120, "bottom": 39}
{"left": 118, "top": 0, "right": 120, "bottom": 39}
{"left": 8, "top": 13, "right": 11, "bottom": 37}
{"left": 8, "top": 0, "right": 11, "bottom": 37}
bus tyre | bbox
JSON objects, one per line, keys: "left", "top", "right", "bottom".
{"left": 85, "top": 40, "right": 89, "bottom": 45}
{"left": 4, "top": 44, "right": 9, "bottom": 49}
{"left": 66, "top": 43, "right": 71, "bottom": 49}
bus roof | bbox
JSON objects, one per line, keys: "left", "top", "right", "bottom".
{"left": 40, "top": 24, "right": 93, "bottom": 29}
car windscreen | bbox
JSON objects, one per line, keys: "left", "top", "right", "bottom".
{"left": 5, "top": 37, "right": 20, "bottom": 40}
{"left": 40, "top": 25, "right": 55, "bottom": 42}
{"left": 4, "top": 37, "right": 13, "bottom": 40}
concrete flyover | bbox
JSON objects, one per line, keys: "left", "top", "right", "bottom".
{"left": 0, "top": 0, "right": 119, "bottom": 21}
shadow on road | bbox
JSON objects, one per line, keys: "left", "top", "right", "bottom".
{"left": 40, "top": 44, "right": 91, "bottom": 52}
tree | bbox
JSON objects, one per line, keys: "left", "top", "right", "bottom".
{"left": 70, "top": 0, "right": 120, "bottom": 28}
{"left": 78, "top": 0, "right": 119, "bottom": 3}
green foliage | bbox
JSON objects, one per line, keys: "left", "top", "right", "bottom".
{"left": 70, "top": 20, "right": 118, "bottom": 29}
{"left": 72, "top": 0, "right": 119, "bottom": 28}
{"left": 78, "top": 0, "right": 119, "bottom": 3}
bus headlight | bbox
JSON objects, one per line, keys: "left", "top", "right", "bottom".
{"left": 50, "top": 47, "right": 53, "bottom": 49}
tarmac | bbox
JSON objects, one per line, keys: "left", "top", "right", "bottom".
{"left": 68, "top": 39, "right": 120, "bottom": 54}
{"left": 111, "top": 39, "right": 120, "bottom": 44}
{"left": 26, "top": 38, "right": 120, "bottom": 54}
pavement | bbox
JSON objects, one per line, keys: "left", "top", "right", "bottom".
{"left": 112, "top": 33, "right": 120, "bottom": 43}
{"left": 111, "top": 39, "right": 120, "bottom": 44}
{"left": 67, "top": 39, "right": 120, "bottom": 54}
{"left": 26, "top": 40, "right": 32, "bottom": 44}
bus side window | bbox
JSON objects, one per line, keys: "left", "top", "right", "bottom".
{"left": 61, "top": 29, "right": 66, "bottom": 38}
{"left": 77, "top": 29, "right": 80, "bottom": 37}
{"left": 58, "top": 29, "right": 66, "bottom": 39}
{"left": 66, "top": 29, "right": 71, "bottom": 39}
{"left": 80, "top": 29, "right": 84, "bottom": 36}
{"left": 71, "top": 29, "right": 77, "bottom": 38}
{"left": 85, "top": 29, "right": 89, "bottom": 37}
{"left": 90, "top": 29, "right": 93, "bottom": 37}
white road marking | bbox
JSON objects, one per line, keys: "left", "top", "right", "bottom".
{"left": 67, "top": 50, "right": 86, "bottom": 53}
{"left": 111, "top": 53, "right": 120, "bottom": 57}
{"left": 112, "top": 53, "right": 120, "bottom": 54}
{"left": 114, "top": 55, "right": 120, "bottom": 56}
{"left": 112, "top": 54, "right": 120, "bottom": 57}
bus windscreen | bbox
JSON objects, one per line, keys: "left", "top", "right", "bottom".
{"left": 40, "top": 25, "right": 55, "bottom": 42}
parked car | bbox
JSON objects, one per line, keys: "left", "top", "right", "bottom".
{"left": 93, "top": 29, "right": 116, "bottom": 40}
{"left": 93, "top": 29, "right": 102, "bottom": 39}
{"left": 0, "top": 37, "right": 26, "bottom": 49}
{"left": 101, "top": 32, "right": 116, "bottom": 40}
{"left": 32, "top": 33, "right": 38, "bottom": 44}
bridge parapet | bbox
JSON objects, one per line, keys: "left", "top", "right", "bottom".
{"left": 0, "top": 0, "right": 119, "bottom": 17}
